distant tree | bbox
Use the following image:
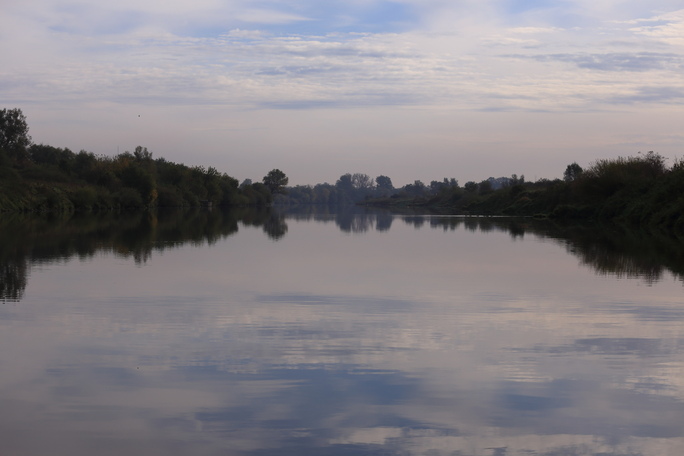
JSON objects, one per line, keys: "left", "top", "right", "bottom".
{"left": 0, "top": 108, "right": 32, "bottom": 164}
{"left": 464, "top": 181, "right": 478, "bottom": 193}
{"left": 351, "top": 173, "right": 373, "bottom": 190}
{"left": 375, "top": 175, "right": 394, "bottom": 191}
{"left": 506, "top": 174, "right": 525, "bottom": 187}
{"left": 335, "top": 173, "right": 354, "bottom": 191}
{"left": 263, "top": 169, "right": 288, "bottom": 194}
{"left": 429, "top": 180, "right": 443, "bottom": 194}
{"left": 30, "top": 144, "right": 73, "bottom": 167}
{"left": 564, "top": 162, "right": 583, "bottom": 182}
{"left": 133, "top": 145, "right": 153, "bottom": 162}
{"left": 478, "top": 179, "right": 493, "bottom": 194}
{"left": 240, "top": 178, "right": 252, "bottom": 189}
{"left": 402, "top": 180, "right": 427, "bottom": 197}
{"left": 251, "top": 182, "right": 272, "bottom": 204}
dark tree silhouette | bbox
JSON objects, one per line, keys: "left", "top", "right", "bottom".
{"left": 0, "top": 108, "right": 32, "bottom": 163}
{"left": 263, "top": 169, "right": 289, "bottom": 194}
{"left": 564, "top": 162, "right": 583, "bottom": 182}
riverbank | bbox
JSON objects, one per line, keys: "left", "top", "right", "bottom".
{"left": 361, "top": 153, "right": 684, "bottom": 234}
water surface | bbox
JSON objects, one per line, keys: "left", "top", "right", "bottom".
{"left": 1, "top": 208, "right": 683, "bottom": 456}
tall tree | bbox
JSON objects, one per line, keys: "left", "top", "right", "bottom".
{"left": 564, "top": 162, "right": 583, "bottom": 182}
{"left": 0, "top": 108, "right": 32, "bottom": 164}
{"left": 375, "top": 175, "right": 394, "bottom": 191}
{"left": 351, "top": 173, "right": 373, "bottom": 190}
{"left": 263, "top": 169, "right": 289, "bottom": 194}
{"left": 335, "top": 173, "right": 353, "bottom": 191}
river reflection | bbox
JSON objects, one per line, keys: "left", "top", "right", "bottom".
{"left": 1, "top": 207, "right": 683, "bottom": 456}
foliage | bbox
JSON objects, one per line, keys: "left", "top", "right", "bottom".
{"left": 464, "top": 181, "right": 478, "bottom": 193}
{"left": 262, "top": 169, "right": 289, "bottom": 195}
{"left": 0, "top": 108, "right": 32, "bottom": 164}
{"left": 396, "top": 151, "right": 683, "bottom": 232}
{"left": 375, "top": 175, "right": 394, "bottom": 192}
{"left": 563, "top": 162, "right": 583, "bottom": 182}
{"left": 0, "top": 108, "right": 280, "bottom": 212}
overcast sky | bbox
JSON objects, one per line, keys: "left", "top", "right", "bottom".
{"left": 2, "top": 1, "right": 683, "bottom": 186}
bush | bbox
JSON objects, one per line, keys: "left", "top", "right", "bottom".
{"left": 71, "top": 187, "right": 98, "bottom": 210}
{"left": 19, "top": 164, "right": 70, "bottom": 183}
{"left": 551, "top": 204, "right": 596, "bottom": 219}
{"left": 115, "top": 188, "right": 144, "bottom": 208}
{"left": 157, "top": 186, "right": 184, "bottom": 207}
{"left": 580, "top": 151, "right": 667, "bottom": 198}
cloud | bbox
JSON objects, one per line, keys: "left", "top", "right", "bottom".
{"left": 627, "top": 9, "right": 684, "bottom": 45}
{"left": 606, "top": 86, "right": 684, "bottom": 105}
{"left": 2, "top": 1, "right": 684, "bottom": 183}
{"left": 515, "top": 52, "right": 683, "bottom": 72}
{"left": 233, "top": 9, "right": 312, "bottom": 25}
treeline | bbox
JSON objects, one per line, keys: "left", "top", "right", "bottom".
{"left": 274, "top": 172, "right": 462, "bottom": 205}
{"left": 0, "top": 108, "right": 287, "bottom": 212}
{"left": 364, "top": 151, "right": 684, "bottom": 233}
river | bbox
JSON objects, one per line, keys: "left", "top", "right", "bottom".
{"left": 1, "top": 207, "right": 683, "bottom": 456}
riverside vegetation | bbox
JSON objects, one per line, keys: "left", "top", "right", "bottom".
{"left": 2, "top": 108, "right": 683, "bottom": 234}
{"left": 0, "top": 108, "right": 288, "bottom": 212}
{"left": 358, "top": 151, "right": 684, "bottom": 233}
{"left": 273, "top": 152, "right": 684, "bottom": 233}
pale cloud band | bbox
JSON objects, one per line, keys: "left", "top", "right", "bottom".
{"left": 4, "top": 1, "right": 683, "bottom": 110}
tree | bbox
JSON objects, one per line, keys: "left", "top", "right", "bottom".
{"left": 351, "top": 173, "right": 373, "bottom": 190}
{"left": 335, "top": 173, "right": 353, "bottom": 191}
{"left": 0, "top": 108, "right": 32, "bottom": 164}
{"left": 430, "top": 180, "right": 446, "bottom": 194}
{"left": 133, "top": 145, "right": 152, "bottom": 161}
{"left": 376, "top": 175, "right": 393, "bottom": 189}
{"left": 263, "top": 169, "right": 288, "bottom": 194}
{"left": 464, "top": 181, "right": 478, "bottom": 193}
{"left": 403, "top": 180, "right": 427, "bottom": 196}
{"left": 478, "top": 179, "right": 493, "bottom": 194}
{"left": 564, "top": 162, "right": 583, "bottom": 182}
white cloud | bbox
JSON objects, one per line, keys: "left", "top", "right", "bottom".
{"left": 234, "top": 9, "right": 313, "bottom": 25}
{"left": 629, "top": 9, "right": 684, "bottom": 45}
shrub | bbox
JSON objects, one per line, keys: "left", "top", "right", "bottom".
{"left": 157, "top": 186, "right": 184, "bottom": 207}
{"left": 580, "top": 151, "right": 667, "bottom": 197}
{"left": 71, "top": 187, "right": 98, "bottom": 210}
{"left": 115, "top": 188, "right": 144, "bottom": 208}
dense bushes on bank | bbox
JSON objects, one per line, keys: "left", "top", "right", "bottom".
{"left": 0, "top": 144, "right": 271, "bottom": 212}
{"left": 364, "top": 151, "right": 684, "bottom": 233}
{"left": 0, "top": 108, "right": 281, "bottom": 212}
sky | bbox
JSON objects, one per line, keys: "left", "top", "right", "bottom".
{"left": 2, "top": 0, "right": 683, "bottom": 186}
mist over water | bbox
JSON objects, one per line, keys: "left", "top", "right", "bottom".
{"left": 1, "top": 207, "right": 683, "bottom": 456}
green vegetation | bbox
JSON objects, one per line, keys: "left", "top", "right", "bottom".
{"left": 354, "top": 151, "right": 684, "bottom": 233}
{"left": 4, "top": 107, "right": 683, "bottom": 233}
{"left": 271, "top": 151, "right": 684, "bottom": 233}
{"left": 0, "top": 108, "right": 286, "bottom": 212}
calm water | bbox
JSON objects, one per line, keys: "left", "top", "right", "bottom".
{"left": 1, "top": 207, "right": 683, "bottom": 456}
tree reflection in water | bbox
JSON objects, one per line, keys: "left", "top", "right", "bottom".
{"left": 279, "top": 206, "right": 684, "bottom": 285}
{"left": 0, "top": 207, "right": 287, "bottom": 301}
{"left": 0, "top": 257, "right": 27, "bottom": 302}
{"left": 1, "top": 207, "right": 683, "bottom": 302}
